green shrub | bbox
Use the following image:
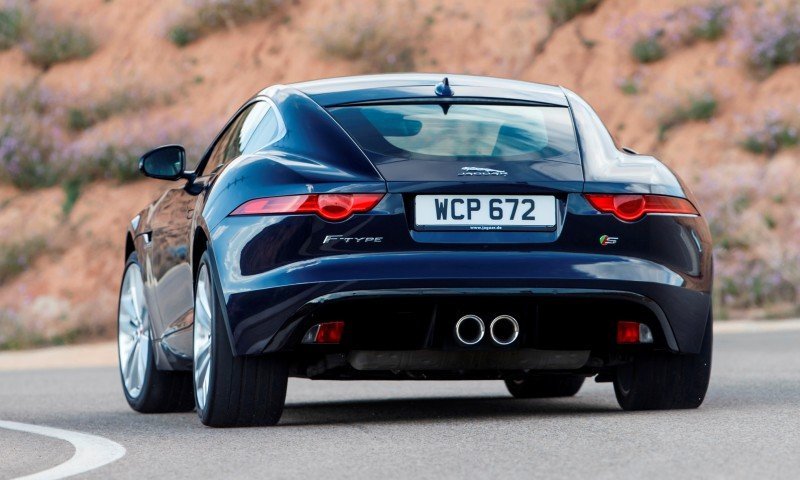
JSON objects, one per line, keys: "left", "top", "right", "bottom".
{"left": 168, "top": 24, "right": 199, "bottom": 47}
{"left": 631, "top": 36, "right": 666, "bottom": 63}
{"left": 657, "top": 91, "right": 718, "bottom": 140}
{"left": 740, "top": 113, "right": 800, "bottom": 156}
{"left": 1, "top": 80, "right": 212, "bottom": 190}
{"left": 617, "top": 75, "right": 642, "bottom": 95}
{"left": 615, "top": 3, "right": 730, "bottom": 65}
{"left": 546, "top": 0, "right": 602, "bottom": 27}
{"left": 84, "top": 144, "right": 142, "bottom": 182}
{"left": 65, "top": 88, "right": 157, "bottom": 132}
{"left": 690, "top": 3, "right": 731, "bottom": 41}
{"left": 0, "top": 4, "right": 27, "bottom": 50}
{"left": 0, "top": 121, "right": 64, "bottom": 188}
{"left": 168, "top": 0, "right": 284, "bottom": 47}
{"left": 0, "top": 237, "right": 47, "bottom": 285}
{"left": 22, "top": 21, "right": 96, "bottom": 69}
{"left": 61, "top": 177, "right": 82, "bottom": 217}
{"left": 737, "top": 3, "right": 800, "bottom": 76}
{"left": 63, "top": 118, "right": 214, "bottom": 184}
{"left": 684, "top": 94, "right": 718, "bottom": 120}
{"left": 0, "top": 86, "right": 66, "bottom": 189}
{"left": 66, "top": 108, "right": 92, "bottom": 131}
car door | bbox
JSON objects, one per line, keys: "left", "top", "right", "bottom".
{"left": 147, "top": 101, "right": 267, "bottom": 344}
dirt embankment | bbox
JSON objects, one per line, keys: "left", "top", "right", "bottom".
{"left": 0, "top": 0, "right": 798, "bottom": 347}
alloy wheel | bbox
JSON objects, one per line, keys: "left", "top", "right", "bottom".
{"left": 193, "top": 265, "right": 213, "bottom": 412}
{"left": 118, "top": 264, "right": 150, "bottom": 398}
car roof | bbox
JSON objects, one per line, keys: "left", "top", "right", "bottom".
{"left": 269, "top": 74, "right": 569, "bottom": 107}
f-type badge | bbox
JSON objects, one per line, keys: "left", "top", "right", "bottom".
{"left": 458, "top": 167, "right": 508, "bottom": 176}
{"left": 323, "top": 235, "right": 383, "bottom": 244}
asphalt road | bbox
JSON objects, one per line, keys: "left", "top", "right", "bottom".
{"left": 1, "top": 329, "right": 799, "bottom": 479}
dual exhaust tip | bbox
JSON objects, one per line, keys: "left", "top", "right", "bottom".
{"left": 455, "top": 314, "right": 519, "bottom": 346}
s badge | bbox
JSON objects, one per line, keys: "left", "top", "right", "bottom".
{"left": 599, "top": 235, "right": 618, "bottom": 246}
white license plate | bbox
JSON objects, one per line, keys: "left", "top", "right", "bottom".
{"left": 414, "top": 195, "right": 557, "bottom": 231}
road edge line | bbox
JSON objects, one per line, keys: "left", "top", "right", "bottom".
{"left": 715, "top": 318, "right": 800, "bottom": 334}
{"left": 0, "top": 420, "right": 125, "bottom": 480}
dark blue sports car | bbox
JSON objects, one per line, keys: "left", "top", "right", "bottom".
{"left": 117, "top": 74, "right": 713, "bottom": 427}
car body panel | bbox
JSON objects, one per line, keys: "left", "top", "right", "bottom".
{"left": 287, "top": 73, "right": 570, "bottom": 107}
{"left": 126, "top": 74, "right": 713, "bottom": 375}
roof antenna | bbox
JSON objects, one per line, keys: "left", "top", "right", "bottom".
{"left": 435, "top": 77, "right": 453, "bottom": 97}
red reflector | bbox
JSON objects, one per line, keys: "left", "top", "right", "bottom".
{"left": 617, "top": 321, "right": 641, "bottom": 344}
{"left": 584, "top": 194, "right": 698, "bottom": 222}
{"left": 230, "top": 194, "right": 384, "bottom": 221}
{"left": 315, "top": 321, "right": 345, "bottom": 344}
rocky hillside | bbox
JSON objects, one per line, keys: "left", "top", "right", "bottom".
{"left": 0, "top": 0, "right": 798, "bottom": 347}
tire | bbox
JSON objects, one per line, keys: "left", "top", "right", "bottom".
{"left": 505, "top": 375, "right": 585, "bottom": 398}
{"left": 117, "top": 252, "right": 194, "bottom": 413}
{"left": 613, "top": 311, "right": 713, "bottom": 411}
{"left": 193, "top": 251, "right": 289, "bottom": 427}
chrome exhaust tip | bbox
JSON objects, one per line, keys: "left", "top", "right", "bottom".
{"left": 455, "top": 314, "right": 485, "bottom": 346}
{"left": 490, "top": 315, "right": 519, "bottom": 346}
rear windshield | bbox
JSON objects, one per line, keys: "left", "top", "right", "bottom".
{"left": 328, "top": 103, "right": 579, "bottom": 163}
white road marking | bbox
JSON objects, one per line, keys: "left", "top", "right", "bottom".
{"left": 0, "top": 420, "right": 125, "bottom": 480}
{"left": 714, "top": 318, "right": 800, "bottom": 334}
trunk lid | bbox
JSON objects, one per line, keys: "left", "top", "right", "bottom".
{"left": 328, "top": 101, "right": 584, "bottom": 242}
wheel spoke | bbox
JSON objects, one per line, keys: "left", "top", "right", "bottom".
{"left": 196, "top": 285, "right": 211, "bottom": 321}
{"left": 136, "top": 339, "right": 147, "bottom": 389}
{"left": 128, "top": 340, "right": 141, "bottom": 388}
{"left": 119, "top": 291, "right": 136, "bottom": 326}
{"left": 124, "top": 339, "right": 138, "bottom": 376}
{"left": 198, "top": 350, "right": 210, "bottom": 378}
{"left": 129, "top": 283, "right": 140, "bottom": 320}
{"left": 119, "top": 313, "right": 136, "bottom": 337}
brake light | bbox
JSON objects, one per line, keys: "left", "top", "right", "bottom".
{"left": 230, "top": 194, "right": 384, "bottom": 221}
{"left": 584, "top": 194, "right": 698, "bottom": 222}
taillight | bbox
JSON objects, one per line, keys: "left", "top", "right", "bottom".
{"left": 616, "top": 321, "right": 654, "bottom": 344}
{"left": 230, "top": 194, "right": 384, "bottom": 221}
{"left": 584, "top": 194, "right": 698, "bottom": 222}
{"left": 301, "top": 321, "right": 345, "bottom": 344}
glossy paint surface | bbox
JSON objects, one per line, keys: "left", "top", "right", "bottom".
{"left": 210, "top": 193, "right": 711, "bottom": 356}
{"left": 127, "top": 74, "right": 713, "bottom": 370}
{"left": 287, "top": 74, "right": 571, "bottom": 107}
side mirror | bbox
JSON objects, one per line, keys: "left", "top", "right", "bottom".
{"left": 139, "top": 145, "right": 186, "bottom": 181}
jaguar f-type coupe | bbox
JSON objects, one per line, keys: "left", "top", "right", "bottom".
{"left": 118, "top": 74, "right": 713, "bottom": 427}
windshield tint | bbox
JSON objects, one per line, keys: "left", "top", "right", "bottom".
{"left": 328, "top": 103, "right": 579, "bottom": 163}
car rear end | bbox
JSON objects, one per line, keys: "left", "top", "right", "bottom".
{"left": 208, "top": 78, "right": 712, "bottom": 389}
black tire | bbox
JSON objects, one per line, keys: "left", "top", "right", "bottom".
{"left": 194, "top": 251, "right": 289, "bottom": 427}
{"left": 505, "top": 375, "right": 585, "bottom": 398}
{"left": 613, "top": 311, "right": 713, "bottom": 411}
{"left": 118, "top": 252, "right": 194, "bottom": 413}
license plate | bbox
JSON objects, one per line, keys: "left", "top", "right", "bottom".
{"left": 414, "top": 195, "right": 557, "bottom": 231}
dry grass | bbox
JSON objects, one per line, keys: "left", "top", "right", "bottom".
{"left": 0, "top": 237, "right": 47, "bottom": 286}
{"left": 21, "top": 19, "right": 95, "bottom": 69}
{"left": 655, "top": 90, "right": 719, "bottom": 141}
{"left": 316, "top": 1, "right": 427, "bottom": 73}
{"left": 168, "top": 0, "right": 285, "bottom": 47}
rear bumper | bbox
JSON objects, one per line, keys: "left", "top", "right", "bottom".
{"left": 211, "top": 250, "right": 711, "bottom": 356}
